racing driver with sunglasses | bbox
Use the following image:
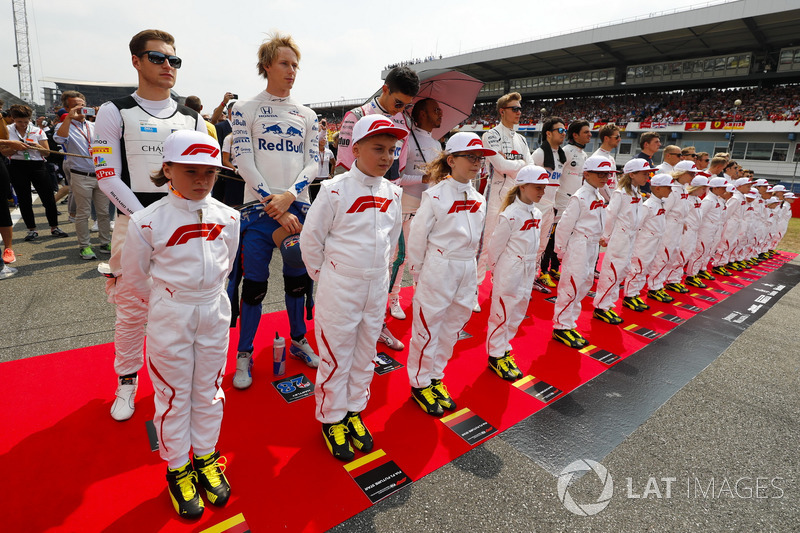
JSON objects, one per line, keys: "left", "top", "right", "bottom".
{"left": 92, "top": 29, "right": 206, "bottom": 423}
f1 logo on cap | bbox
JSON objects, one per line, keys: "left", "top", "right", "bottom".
{"left": 367, "top": 119, "right": 394, "bottom": 132}
{"left": 467, "top": 138, "right": 483, "bottom": 148}
{"left": 597, "top": 160, "right": 612, "bottom": 168}
{"left": 181, "top": 144, "right": 220, "bottom": 158}
{"left": 537, "top": 172, "right": 549, "bottom": 181}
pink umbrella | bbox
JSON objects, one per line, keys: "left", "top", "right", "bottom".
{"left": 411, "top": 69, "right": 484, "bottom": 140}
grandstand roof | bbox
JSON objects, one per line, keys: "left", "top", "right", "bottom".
{"left": 392, "top": 0, "right": 800, "bottom": 89}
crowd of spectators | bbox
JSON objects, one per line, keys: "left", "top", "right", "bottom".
{"left": 385, "top": 55, "right": 441, "bottom": 70}
{"left": 464, "top": 85, "right": 800, "bottom": 127}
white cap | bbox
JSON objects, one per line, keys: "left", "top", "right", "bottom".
{"left": 745, "top": 190, "right": 758, "bottom": 199}
{"left": 673, "top": 160, "right": 700, "bottom": 173}
{"left": 162, "top": 130, "right": 224, "bottom": 167}
{"left": 444, "top": 132, "right": 497, "bottom": 156}
{"left": 733, "top": 177, "right": 753, "bottom": 187}
{"left": 623, "top": 158, "right": 657, "bottom": 174}
{"left": 583, "top": 155, "right": 617, "bottom": 173}
{"left": 516, "top": 164, "right": 556, "bottom": 186}
{"left": 708, "top": 177, "right": 728, "bottom": 188}
{"left": 650, "top": 173, "right": 677, "bottom": 187}
{"left": 766, "top": 197, "right": 780, "bottom": 205}
{"left": 352, "top": 115, "right": 409, "bottom": 144}
{"left": 784, "top": 192, "right": 796, "bottom": 198}
{"left": 753, "top": 178, "right": 769, "bottom": 187}
{"left": 770, "top": 184, "right": 787, "bottom": 192}
{"left": 690, "top": 175, "right": 709, "bottom": 187}
{"left": 726, "top": 184, "right": 736, "bottom": 192}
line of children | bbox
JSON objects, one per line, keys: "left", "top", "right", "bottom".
{"left": 486, "top": 165, "right": 551, "bottom": 380}
{"left": 405, "top": 133, "right": 495, "bottom": 416}
{"left": 122, "top": 130, "right": 239, "bottom": 518}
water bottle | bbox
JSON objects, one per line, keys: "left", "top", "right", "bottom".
{"left": 273, "top": 332, "right": 286, "bottom": 376}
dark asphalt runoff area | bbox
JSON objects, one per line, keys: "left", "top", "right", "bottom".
{"left": 2, "top": 202, "right": 798, "bottom": 532}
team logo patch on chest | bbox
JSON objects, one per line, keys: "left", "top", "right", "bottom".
{"left": 346, "top": 196, "right": 392, "bottom": 213}
{"left": 447, "top": 200, "right": 482, "bottom": 214}
{"left": 520, "top": 219, "right": 540, "bottom": 231}
{"left": 167, "top": 224, "right": 225, "bottom": 246}
{"left": 589, "top": 200, "right": 605, "bottom": 210}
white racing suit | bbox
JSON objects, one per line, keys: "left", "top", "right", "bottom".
{"left": 686, "top": 191, "right": 725, "bottom": 276}
{"left": 477, "top": 124, "right": 531, "bottom": 283}
{"left": 666, "top": 193, "right": 703, "bottom": 284}
{"left": 740, "top": 202, "right": 758, "bottom": 259}
{"left": 121, "top": 191, "right": 239, "bottom": 467}
{"left": 406, "top": 177, "right": 485, "bottom": 388}
{"left": 552, "top": 183, "right": 605, "bottom": 331}
{"left": 623, "top": 196, "right": 667, "bottom": 297}
{"left": 300, "top": 164, "right": 402, "bottom": 424}
{"left": 729, "top": 192, "right": 751, "bottom": 263}
{"left": 592, "top": 148, "right": 618, "bottom": 202}
{"left": 648, "top": 185, "right": 688, "bottom": 291}
{"left": 593, "top": 186, "right": 642, "bottom": 311}
{"left": 93, "top": 95, "right": 204, "bottom": 377}
{"left": 486, "top": 197, "right": 541, "bottom": 358}
{"left": 712, "top": 191, "right": 745, "bottom": 267}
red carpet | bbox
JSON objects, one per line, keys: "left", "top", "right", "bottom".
{"left": 2, "top": 253, "right": 794, "bottom": 532}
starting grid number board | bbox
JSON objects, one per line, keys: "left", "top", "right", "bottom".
{"left": 578, "top": 344, "right": 621, "bottom": 365}
{"left": 373, "top": 352, "right": 404, "bottom": 375}
{"left": 652, "top": 310, "right": 685, "bottom": 324}
{"left": 513, "top": 375, "right": 565, "bottom": 403}
{"left": 690, "top": 292, "right": 718, "bottom": 302}
{"left": 344, "top": 450, "right": 410, "bottom": 504}
{"left": 272, "top": 373, "right": 314, "bottom": 403}
{"left": 441, "top": 408, "right": 498, "bottom": 446}
{"left": 723, "top": 279, "right": 746, "bottom": 288}
{"left": 713, "top": 288, "right": 732, "bottom": 295}
{"left": 623, "top": 323, "right": 660, "bottom": 340}
{"left": 674, "top": 302, "right": 702, "bottom": 312}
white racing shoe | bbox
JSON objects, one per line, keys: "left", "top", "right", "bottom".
{"left": 378, "top": 323, "right": 404, "bottom": 351}
{"left": 233, "top": 351, "right": 253, "bottom": 389}
{"left": 389, "top": 298, "right": 406, "bottom": 320}
{"left": 110, "top": 375, "right": 137, "bottom": 421}
{"left": 290, "top": 338, "right": 320, "bottom": 368}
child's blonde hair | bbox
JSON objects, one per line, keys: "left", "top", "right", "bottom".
{"left": 425, "top": 150, "right": 453, "bottom": 183}
{"left": 500, "top": 185, "right": 521, "bottom": 212}
{"left": 616, "top": 173, "right": 635, "bottom": 196}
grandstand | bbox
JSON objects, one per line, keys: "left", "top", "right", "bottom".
{"left": 310, "top": 0, "right": 800, "bottom": 185}
{"left": 37, "top": 78, "right": 181, "bottom": 114}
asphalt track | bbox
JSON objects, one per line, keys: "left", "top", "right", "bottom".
{"left": 3, "top": 202, "right": 798, "bottom": 532}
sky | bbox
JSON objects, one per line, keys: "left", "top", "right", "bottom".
{"left": 1, "top": 0, "right": 714, "bottom": 112}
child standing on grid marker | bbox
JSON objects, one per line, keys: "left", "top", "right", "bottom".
{"left": 121, "top": 130, "right": 240, "bottom": 519}
{"left": 485, "top": 165, "right": 551, "bottom": 381}
{"left": 552, "top": 155, "right": 616, "bottom": 349}
{"left": 405, "top": 132, "right": 495, "bottom": 416}
{"left": 300, "top": 115, "right": 405, "bottom": 461}
{"left": 621, "top": 173, "right": 675, "bottom": 312}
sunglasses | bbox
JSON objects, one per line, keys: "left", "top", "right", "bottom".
{"left": 551, "top": 127, "right": 567, "bottom": 134}
{"left": 392, "top": 98, "right": 413, "bottom": 111}
{"left": 503, "top": 106, "right": 523, "bottom": 112}
{"left": 141, "top": 50, "right": 182, "bottom": 69}
{"left": 453, "top": 154, "right": 486, "bottom": 164}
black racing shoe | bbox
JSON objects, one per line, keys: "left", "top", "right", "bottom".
{"left": 532, "top": 279, "right": 552, "bottom": 294}
{"left": 193, "top": 451, "right": 231, "bottom": 507}
{"left": 593, "top": 307, "right": 624, "bottom": 325}
{"left": 622, "top": 296, "right": 645, "bottom": 312}
{"left": 411, "top": 385, "right": 444, "bottom": 416}
{"left": 684, "top": 276, "right": 707, "bottom": 289}
{"left": 697, "top": 269, "right": 715, "bottom": 281}
{"left": 648, "top": 289, "right": 671, "bottom": 303}
{"left": 711, "top": 266, "right": 730, "bottom": 276}
{"left": 487, "top": 352, "right": 523, "bottom": 382}
{"left": 552, "top": 328, "right": 586, "bottom": 349}
{"left": 430, "top": 379, "right": 457, "bottom": 410}
{"left": 166, "top": 462, "right": 204, "bottom": 519}
{"left": 726, "top": 262, "right": 742, "bottom": 272}
{"left": 322, "top": 421, "right": 354, "bottom": 461}
{"left": 634, "top": 295, "right": 650, "bottom": 310}
{"left": 345, "top": 411, "right": 374, "bottom": 453}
